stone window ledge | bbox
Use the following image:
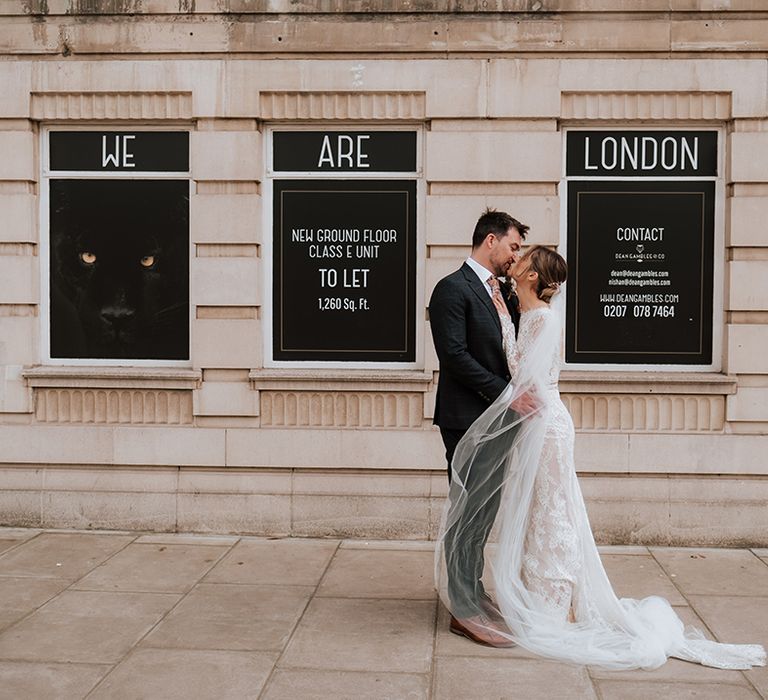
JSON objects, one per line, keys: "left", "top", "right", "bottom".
{"left": 23, "top": 366, "right": 202, "bottom": 390}
{"left": 559, "top": 371, "right": 737, "bottom": 396}
{"left": 249, "top": 369, "right": 433, "bottom": 392}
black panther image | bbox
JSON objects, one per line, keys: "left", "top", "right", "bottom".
{"left": 49, "top": 179, "right": 189, "bottom": 360}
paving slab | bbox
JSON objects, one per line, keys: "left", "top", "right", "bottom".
{"left": 595, "top": 679, "right": 761, "bottom": 699}
{"left": 0, "top": 660, "right": 110, "bottom": 700}
{"left": 602, "top": 553, "right": 687, "bottom": 605}
{"left": 203, "top": 538, "right": 338, "bottom": 587}
{"left": 262, "top": 669, "right": 430, "bottom": 700}
{"left": 0, "top": 530, "right": 763, "bottom": 699}
{"left": 317, "top": 548, "right": 435, "bottom": 600}
{"left": 88, "top": 648, "right": 277, "bottom": 700}
{"left": 339, "top": 539, "right": 436, "bottom": 551}
{"left": 280, "top": 598, "right": 436, "bottom": 673}
{"left": 0, "top": 538, "right": 26, "bottom": 555}
{"left": 0, "top": 590, "right": 179, "bottom": 664}
{"left": 0, "top": 532, "right": 134, "bottom": 580}
{"left": 0, "top": 576, "right": 70, "bottom": 613}
{"left": 434, "top": 656, "right": 597, "bottom": 700}
{"left": 135, "top": 533, "right": 240, "bottom": 546}
{"left": 651, "top": 548, "right": 768, "bottom": 597}
{"left": 597, "top": 546, "right": 650, "bottom": 556}
{"left": 72, "top": 543, "right": 229, "bottom": 593}
{"left": 687, "top": 595, "right": 768, "bottom": 648}
{"left": 141, "top": 582, "right": 313, "bottom": 652}
{"left": 746, "top": 666, "right": 768, "bottom": 698}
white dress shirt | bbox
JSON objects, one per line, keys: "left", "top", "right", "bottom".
{"left": 465, "top": 257, "right": 496, "bottom": 298}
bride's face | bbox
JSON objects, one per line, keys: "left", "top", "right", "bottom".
{"left": 512, "top": 255, "right": 538, "bottom": 292}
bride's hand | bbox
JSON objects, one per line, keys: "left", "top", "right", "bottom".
{"left": 492, "top": 294, "right": 511, "bottom": 320}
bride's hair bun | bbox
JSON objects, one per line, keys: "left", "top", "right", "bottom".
{"left": 524, "top": 246, "right": 567, "bottom": 303}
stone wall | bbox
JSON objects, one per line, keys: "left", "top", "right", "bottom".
{"left": 0, "top": 3, "right": 767, "bottom": 544}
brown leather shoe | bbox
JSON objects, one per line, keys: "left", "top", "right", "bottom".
{"left": 449, "top": 615, "right": 516, "bottom": 648}
{"left": 479, "top": 597, "right": 509, "bottom": 629}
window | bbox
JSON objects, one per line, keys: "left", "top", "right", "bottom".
{"left": 43, "top": 129, "right": 190, "bottom": 363}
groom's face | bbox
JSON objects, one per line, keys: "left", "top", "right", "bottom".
{"left": 489, "top": 226, "right": 523, "bottom": 278}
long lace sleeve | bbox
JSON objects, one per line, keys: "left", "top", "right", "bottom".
{"left": 517, "top": 308, "right": 560, "bottom": 388}
{"left": 500, "top": 314, "right": 519, "bottom": 380}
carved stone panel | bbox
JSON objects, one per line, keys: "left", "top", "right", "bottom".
{"left": 260, "top": 391, "right": 423, "bottom": 428}
{"left": 34, "top": 388, "right": 193, "bottom": 425}
{"left": 562, "top": 394, "right": 725, "bottom": 432}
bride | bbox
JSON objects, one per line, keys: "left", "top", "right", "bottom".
{"left": 435, "top": 245, "right": 766, "bottom": 670}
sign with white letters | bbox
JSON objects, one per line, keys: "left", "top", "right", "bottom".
{"left": 273, "top": 131, "right": 417, "bottom": 172}
{"left": 49, "top": 131, "right": 189, "bottom": 172}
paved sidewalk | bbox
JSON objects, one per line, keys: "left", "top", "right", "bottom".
{"left": 0, "top": 529, "right": 765, "bottom": 699}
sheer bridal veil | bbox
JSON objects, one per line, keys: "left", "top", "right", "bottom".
{"left": 435, "top": 290, "right": 766, "bottom": 670}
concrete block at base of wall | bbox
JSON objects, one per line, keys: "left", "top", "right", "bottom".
{"left": 291, "top": 495, "right": 431, "bottom": 540}
{"left": 0, "top": 466, "right": 766, "bottom": 546}
{"left": 42, "top": 491, "right": 176, "bottom": 532}
{"left": 177, "top": 493, "right": 291, "bottom": 536}
{"left": 0, "top": 490, "right": 42, "bottom": 528}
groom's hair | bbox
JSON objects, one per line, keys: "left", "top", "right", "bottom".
{"left": 472, "top": 209, "right": 529, "bottom": 248}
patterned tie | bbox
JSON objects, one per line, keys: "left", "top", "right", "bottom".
{"left": 487, "top": 275, "right": 509, "bottom": 321}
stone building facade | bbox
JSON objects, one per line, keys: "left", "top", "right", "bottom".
{"left": 0, "top": 2, "right": 767, "bottom": 544}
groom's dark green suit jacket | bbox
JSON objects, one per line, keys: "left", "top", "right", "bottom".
{"left": 429, "top": 262, "right": 520, "bottom": 431}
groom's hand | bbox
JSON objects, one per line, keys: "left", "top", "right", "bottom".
{"left": 510, "top": 390, "right": 539, "bottom": 415}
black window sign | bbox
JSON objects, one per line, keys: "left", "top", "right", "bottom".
{"left": 566, "top": 180, "right": 715, "bottom": 364}
{"left": 274, "top": 179, "right": 416, "bottom": 362}
{"left": 50, "top": 131, "right": 189, "bottom": 172}
{"left": 273, "top": 131, "right": 417, "bottom": 172}
{"left": 49, "top": 178, "right": 189, "bottom": 361}
{"left": 566, "top": 131, "right": 717, "bottom": 177}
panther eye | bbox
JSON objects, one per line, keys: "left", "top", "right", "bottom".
{"left": 140, "top": 255, "right": 155, "bottom": 268}
{"left": 79, "top": 252, "right": 97, "bottom": 265}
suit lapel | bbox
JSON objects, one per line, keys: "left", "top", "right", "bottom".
{"left": 460, "top": 263, "right": 501, "bottom": 332}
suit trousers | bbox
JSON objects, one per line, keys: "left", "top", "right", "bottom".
{"left": 440, "top": 412, "right": 519, "bottom": 618}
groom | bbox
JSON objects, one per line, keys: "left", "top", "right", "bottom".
{"left": 429, "top": 209, "right": 528, "bottom": 647}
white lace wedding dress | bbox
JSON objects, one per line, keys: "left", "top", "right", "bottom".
{"left": 436, "top": 294, "right": 766, "bottom": 670}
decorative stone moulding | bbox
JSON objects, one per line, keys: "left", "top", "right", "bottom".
{"left": 30, "top": 92, "right": 193, "bottom": 120}
{"left": 561, "top": 394, "right": 725, "bottom": 432}
{"left": 259, "top": 91, "right": 426, "bottom": 120}
{"left": 561, "top": 92, "right": 731, "bottom": 121}
{"left": 35, "top": 388, "right": 193, "bottom": 425}
{"left": 260, "top": 391, "right": 424, "bottom": 428}
{"left": 558, "top": 372, "right": 735, "bottom": 432}
{"left": 23, "top": 367, "right": 200, "bottom": 425}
